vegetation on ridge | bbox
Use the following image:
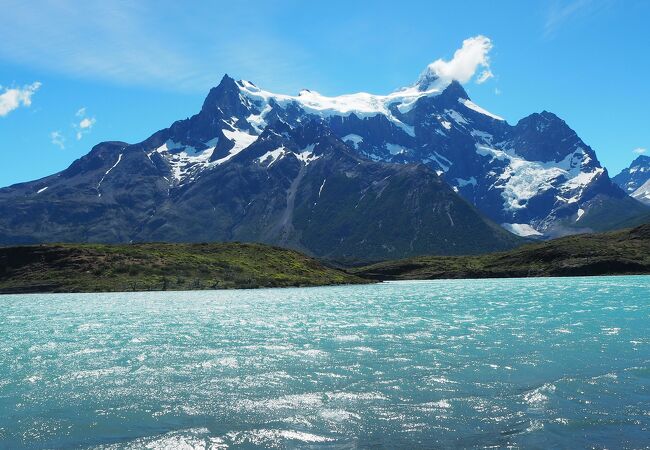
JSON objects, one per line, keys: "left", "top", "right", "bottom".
{"left": 351, "top": 223, "right": 650, "bottom": 280}
{"left": 1, "top": 223, "right": 648, "bottom": 295}
{"left": 0, "top": 242, "right": 367, "bottom": 294}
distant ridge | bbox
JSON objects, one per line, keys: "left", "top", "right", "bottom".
{"left": 613, "top": 155, "right": 650, "bottom": 205}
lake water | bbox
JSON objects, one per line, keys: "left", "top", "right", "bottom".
{"left": 1, "top": 276, "right": 648, "bottom": 449}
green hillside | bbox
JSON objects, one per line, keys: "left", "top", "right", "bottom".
{"left": 352, "top": 223, "right": 650, "bottom": 280}
{"left": 0, "top": 242, "right": 366, "bottom": 294}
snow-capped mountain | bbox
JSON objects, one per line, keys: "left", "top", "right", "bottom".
{"left": 246, "top": 76, "right": 645, "bottom": 236}
{"left": 613, "top": 155, "right": 650, "bottom": 205}
{"left": 0, "top": 120, "right": 521, "bottom": 261}
{"left": 0, "top": 61, "right": 646, "bottom": 257}
{"left": 137, "top": 68, "right": 643, "bottom": 237}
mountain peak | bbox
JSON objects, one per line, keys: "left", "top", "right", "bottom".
{"left": 201, "top": 74, "right": 241, "bottom": 113}
{"left": 631, "top": 154, "right": 650, "bottom": 166}
{"left": 613, "top": 154, "right": 650, "bottom": 205}
{"left": 415, "top": 65, "right": 441, "bottom": 91}
{"left": 441, "top": 80, "right": 469, "bottom": 100}
{"left": 516, "top": 111, "right": 567, "bottom": 131}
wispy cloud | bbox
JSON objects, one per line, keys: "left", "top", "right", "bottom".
{"left": 476, "top": 69, "right": 494, "bottom": 84}
{"left": 543, "top": 0, "right": 610, "bottom": 39}
{"left": 633, "top": 147, "right": 647, "bottom": 155}
{"left": 50, "top": 130, "right": 65, "bottom": 149}
{"left": 0, "top": 1, "right": 312, "bottom": 93}
{"left": 0, "top": 82, "right": 41, "bottom": 117}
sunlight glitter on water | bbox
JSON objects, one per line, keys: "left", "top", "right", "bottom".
{"left": 0, "top": 276, "right": 649, "bottom": 448}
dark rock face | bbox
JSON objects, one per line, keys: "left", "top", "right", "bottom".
{"left": 509, "top": 112, "right": 583, "bottom": 163}
{"left": 613, "top": 155, "right": 650, "bottom": 205}
{"left": 0, "top": 69, "right": 645, "bottom": 256}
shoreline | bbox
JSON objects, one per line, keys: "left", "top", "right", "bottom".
{"left": 2, "top": 272, "right": 649, "bottom": 296}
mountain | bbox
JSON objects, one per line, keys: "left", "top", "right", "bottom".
{"left": 221, "top": 69, "right": 647, "bottom": 237}
{"left": 0, "top": 62, "right": 645, "bottom": 256}
{"left": 352, "top": 223, "right": 650, "bottom": 280}
{"left": 0, "top": 118, "right": 521, "bottom": 262}
{"left": 613, "top": 155, "right": 650, "bottom": 205}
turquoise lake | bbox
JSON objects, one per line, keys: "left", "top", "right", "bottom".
{"left": 1, "top": 276, "right": 649, "bottom": 449}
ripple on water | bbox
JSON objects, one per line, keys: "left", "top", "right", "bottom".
{"left": 0, "top": 276, "right": 649, "bottom": 448}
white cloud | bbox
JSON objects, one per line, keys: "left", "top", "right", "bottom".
{"left": 0, "top": 82, "right": 41, "bottom": 117}
{"left": 74, "top": 108, "right": 96, "bottom": 140}
{"left": 50, "top": 131, "right": 65, "bottom": 149}
{"left": 633, "top": 147, "right": 647, "bottom": 155}
{"left": 79, "top": 117, "right": 95, "bottom": 129}
{"left": 50, "top": 106, "right": 97, "bottom": 143}
{"left": 425, "top": 36, "right": 494, "bottom": 85}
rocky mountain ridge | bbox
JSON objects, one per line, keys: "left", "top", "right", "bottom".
{"left": 1, "top": 62, "right": 647, "bottom": 260}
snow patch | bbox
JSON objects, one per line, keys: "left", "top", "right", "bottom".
{"left": 96, "top": 153, "right": 123, "bottom": 196}
{"left": 445, "top": 109, "right": 468, "bottom": 125}
{"left": 385, "top": 143, "right": 409, "bottom": 155}
{"left": 459, "top": 98, "right": 504, "bottom": 121}
{"left": 318, "top": 179, "right": 326, "bottom": 197}
{"left": 476, "top": 145, "right": 601, "bottom": 211}
{"left": 257, "top": 144, "right": 319, "bottom": 167}
{"left": 215, "top": 129, "right": 258, "bottom": 165}
{"left": 423, "top": 151, "right": 452, "bottom": 172}
{"left": 295, "top": 144, "right": 320, "bottom": 165}
{"left": 36, "top": 186, "right": 48, "bottom": 194}
{"left": 237, "top": 78, "right": 449, "bottom": 138}
{"left": 455, "top": 177, "right": 477, "bottom": 187}
{"left": 155, "top": 140, "right": 218, "bottom": 183}
{"left": 562, "top": 167, "right": 603, "bottom": 203}
{"left": 631, "top": 178, "right": 650, "bottom": 204}
{"left": 502, "top": 223, "right": 543, "bottom": 237}
{"left": 247, "top": 103, "right": 272, "bottom": 134}
{"left": 342, "top": 134, "right": 363, "bottom": 149}
{"left": 470, "top": 129, "right": 493, "bottom": 142}
{"left": 258, "top": 146, "right": 286, "bottom": 167}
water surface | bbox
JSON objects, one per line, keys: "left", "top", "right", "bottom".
{"left": 1, "top": 276, "right": 649, "bottom": 448}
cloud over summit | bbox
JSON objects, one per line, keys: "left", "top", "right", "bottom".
{"left": 424, "top": 36, "right": 494, "bottom": 85}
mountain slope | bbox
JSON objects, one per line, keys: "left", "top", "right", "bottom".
{"left": 0, "top": 120, "right": 522, "bottom": 262}
{"left": 352, "top": 223, "right": 650, "bottom": 280}
{"left": 613, "top": 155, "right": 650, "bottom": 205}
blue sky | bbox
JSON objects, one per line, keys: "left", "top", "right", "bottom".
{"left": 1, "top": 0, "right": 648, "bottom": 187}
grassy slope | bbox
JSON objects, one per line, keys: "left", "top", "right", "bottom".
{"left": 0, "top": 242, "right": 367, "bottom": 294}
{"left": 352, "top": 223, "right": 650, "bottom": 280}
